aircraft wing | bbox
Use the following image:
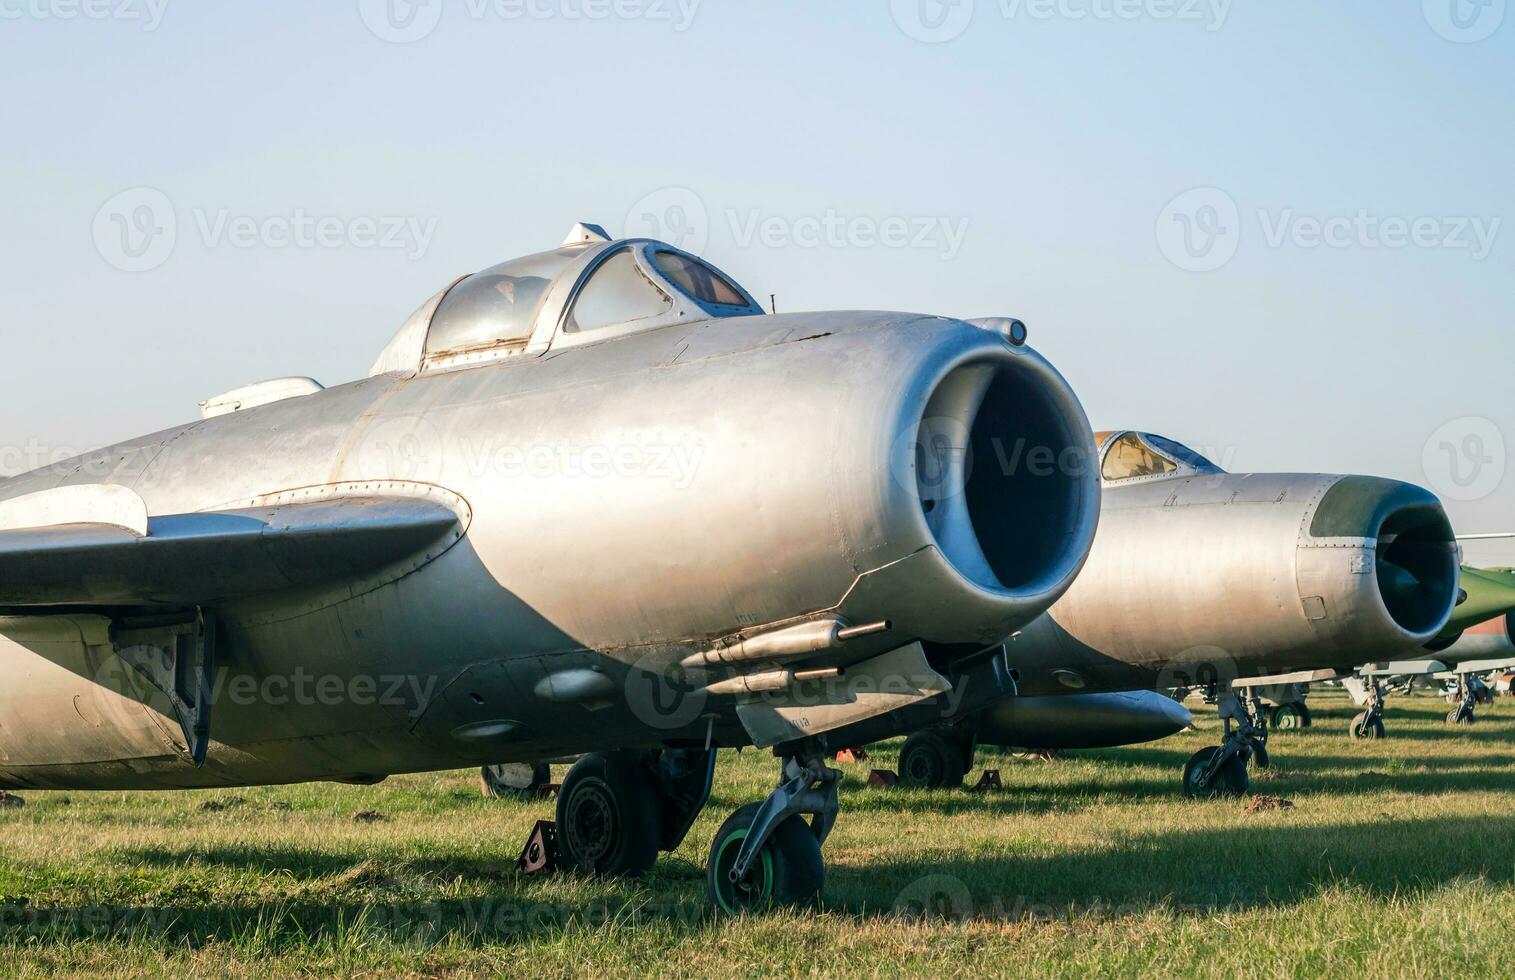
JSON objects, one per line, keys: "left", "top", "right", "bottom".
{"left": 0, "top": 484, "right": 465, "bottom": 608}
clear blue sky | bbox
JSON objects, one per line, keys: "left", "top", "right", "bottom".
{"left": 2, "top": 2, "right": 1511, "bottom": 560}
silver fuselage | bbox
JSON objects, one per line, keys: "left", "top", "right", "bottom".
{"left": 0, "top": 309, "right": 1098, "bottom": 790}
{"left": 1003, "top": 466, "right": 1459, "bottom": 697}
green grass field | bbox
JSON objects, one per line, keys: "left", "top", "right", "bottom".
{"left": 1, "top": 688, "right": 1511, "bottom": 978}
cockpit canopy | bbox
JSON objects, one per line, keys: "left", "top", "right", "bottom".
{"left": 370, "top": 224, "right": 764, "bottom": 377}
{"left": 1095, "top": 431, "right": 1223, "bottom": 484}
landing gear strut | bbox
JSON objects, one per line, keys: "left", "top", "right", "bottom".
{"left": 706, "top": 743, "right": 837, "bottom": 913}
{"left": 1184, "top": 689, "right": 1265, "bottom": 798}
{"left": 1349, "top": 680, "right": 1387, "bottom": 739}
{"left": 1447, "top": 676, "right": 1477, "bottom": 726}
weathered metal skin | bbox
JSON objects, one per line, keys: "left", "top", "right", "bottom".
{"left": 0, "top": 241, "right": 1100, "bottom": 791}
{"left": 1003, "top": 433, "right": 1460, "bottom": 697}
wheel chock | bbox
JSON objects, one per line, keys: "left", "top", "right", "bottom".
{"left": 834, "top": 747, "right": 869, "bottom": 764}
{"left": 534, "top": 783, "right": 562, "bottom": 800}
{"left": 968, "top": 770, "right": 1003, "bottom": 794}
{"left": 866, "top": 769, "right": 899, "bottom": 788}
{"left": 516, "top": 819, "right": 560, "bottom": 876}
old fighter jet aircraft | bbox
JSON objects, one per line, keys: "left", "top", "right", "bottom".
{"left": 892, "top": 430, "right": 1461, "bottom": 797}
{"left": 0, "top": 225, "right": 1104, "bottom": 912}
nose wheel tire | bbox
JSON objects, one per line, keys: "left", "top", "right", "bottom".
{"left": 898, "top": 731, "right": 968, "bottom": 789}
{"left": 480, "top": 762, "right": 550, "bottom": 800}
{"left": 1349, "top": 712, "right": 1386, "bottom": 739}
{"left": 706, "top": 802, "right": 824, "bottom": 914}
{"left": 1182, "top": 746, "right": 1249, "bottom": 799}
{"left": 1446, "top": 705, "right": 1476, "bottom": 726}
{"left": 555, "top": 752, "right": 660, "bottom": 878}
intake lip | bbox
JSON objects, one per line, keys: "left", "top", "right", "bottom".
{"left": 1311, "top": 476, "right": 1460, "bottom": 640}
{"left": 906, "top": 337, "right": 1100, "bottom": 611}
{"left": 839, "top": 324, "right": 1102, "bottom": 649}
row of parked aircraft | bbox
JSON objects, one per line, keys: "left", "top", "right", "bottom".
{"left": 1, "top": 224, "right": 1510, "bottom": 913}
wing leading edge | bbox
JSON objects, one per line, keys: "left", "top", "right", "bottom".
{"left": 0, "top": 485, "right": 466, "bottom": 608}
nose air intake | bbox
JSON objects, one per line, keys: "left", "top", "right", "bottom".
{"left": 912, "top": 345, "right": 1099, "bottom": 603}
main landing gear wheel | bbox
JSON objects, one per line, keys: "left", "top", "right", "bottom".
{"left": 555, "top": 752, "right": 660, "bottom": 877}
{"left": 1349, "top": 712, "right": 1386, "bottom": 740}
{"left": 1183, "top": 747, "right": 1249, "bottom": 799}
{"left": 706, "top": 802, "right": 824, "bottom": 914}
{"left": 898, "top": 731, "right": 968, "bottom": 789}
{"left": 480, "top": 762, "right": 551, "bottom": 800}
{"left": 1271, "top": 703, "right": 1310, "bottom": 730}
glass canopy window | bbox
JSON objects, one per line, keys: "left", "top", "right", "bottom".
{"left": 1143, "top": 434, "right": 1219, "bottom": 471}
{"left": 1101, "top": 432, "right": 1179, "bottom": 482}
{"left": 566, "top": 248, "right": 675, "bottom": 333}
{"left": 652, "top": 250, "right": 752, "bottom": 309}
{"left": 425, "top": 247, "right": 584, "bottom": 357}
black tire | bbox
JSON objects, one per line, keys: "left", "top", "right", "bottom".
{"left": 1348, "top": 712, "right": 1385, "bottom": 739}
{"left": 1298, "top": 702, "right": 1313, "bottom": 728}
{"left": 1182, "top": 746, "right": 1249, "bottom": 799}
{"left": 898, "top": 731, "right": 968, "bottom": 789}
{"left": 480, "top": 762, "right": 550, "bottom": 800}
{"left": 1253, "top": 741, "right": 1271, "bottom": 770}
{"left": 1272, "top": 703, "right": 1306, "bottom": 731}
{"left": 555, "top": 752, "right": 660, "bottom": 878}
{"left": 1447, "top": 705, "right": 1476, "bottom": 726}
{"left": 706, "top": 802, "right": 824, "bottom": 914}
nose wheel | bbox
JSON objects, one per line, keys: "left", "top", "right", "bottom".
{"left": 1446, "top": 677, "right": 1478, "bottom": 726}
{"left": 1184, "top": 688, "right": 1265, "bottom": 798}
{"left": 707, "top": 802, "right": 825, "bottom": 913}
{"left": 706, "top": 746, "right": 839, "bottom": 914}
{"left": 1345, "top": 679, "right": 1388, "bottom": 739}
{"left": 1182, "top": 746, "right": 1250, "bottom": 798}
